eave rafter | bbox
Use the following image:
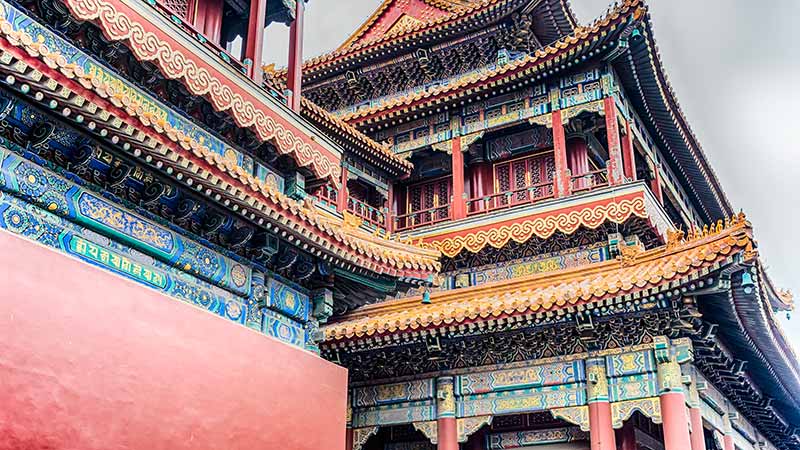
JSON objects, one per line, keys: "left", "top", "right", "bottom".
{"left": 322, "top": 212, "right": 753, "bottom": 342}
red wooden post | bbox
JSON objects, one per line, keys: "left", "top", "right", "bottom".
{"left": 660, "top": 392, "right": 691, "bottom": 450}
{"left": 287, "top": 0, "right": 305, "bottom": 112}
{"left": 436, "top": 377, "right": 458, "bottom": 450}
{"left": 451, "top": 138, "right": 466, "bottom": 220}
{"left": 336, "top": 165, "right": 349, "bottom": 214}
{"left": 603, "top": 97, "right": 625, "bottom": 185}
{"left": 689, "top": 407, "right": 706, "bottom": 450}
{"left": 650, "top": 159, "right": 664, "bottom": 204}
{"left": 244, "top": 0, "right": 267, "bottom": 85}
{"left": 551, "top": 110, "right": 571, "bottom": 198}
{"left": 621, "top": 120, "right": 637, "bottom": 181}
{"left": 386, "top": 183, "right": 394, "bottom": 233}
{"left": 587, "top": 360, "right": 616, "bottom": 450}
{"left": 722, "top": 413, "right": 735, "bottom": 450}
{"left": 345, "top": 428, "right": 353, "bottom": 450}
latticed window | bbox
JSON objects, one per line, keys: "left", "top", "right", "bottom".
{"left": 407, "top": 178, "right": 451, "bottom": 224}
{"left": 161, "top": 0, "right": 194, "bottom": 20}
{"left": 494, "top": 153, "right": 555, "bottom": 205}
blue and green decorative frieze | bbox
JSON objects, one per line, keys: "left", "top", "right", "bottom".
{"left": 0, "top": 147, "right": 313, "bottom": 350}
{"left": 349, "top": 344, "right": 686, "bottom": 426}
{"left": 0, "top": 146, "right": 252, "bottom": 297}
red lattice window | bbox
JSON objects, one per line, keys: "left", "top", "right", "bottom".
{"left": 407, "top": 178, "right": 451, "bottom": 224}
{"left": 494, "top": 152, "right": 555, "bottom": 206}
{"left": 161, "top": 0, "right": 194, "bottom": 20}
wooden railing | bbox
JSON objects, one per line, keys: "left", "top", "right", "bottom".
{"left": 394, "top": 205, "right": 451, "bottom": 232}
{"left": 347, "top": 197, "right": 387, "bottom": 229}
{"left": 467, "top": 181, "right": 555, "bottom": 216}
{"left": 315, "top": 185, "right": 338, "bottom": 210}
{"left": 571, "top": 168, "right": 609, "bottom": 194}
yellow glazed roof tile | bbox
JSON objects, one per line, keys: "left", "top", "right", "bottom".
{"left": 323, "top": 214, "right": 754, "bottom": 341}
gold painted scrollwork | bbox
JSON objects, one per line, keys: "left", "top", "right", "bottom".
{"left": 551, "top": 406, "right": 590, "bottom": 432}
{"left": 413, "top": 421, "right": 438, "bottom": 445}
{"left": 457, "top": 415, "right": 493, "bottom": 443}
{"left": 611, "top": 398, "right": 662, "bottom": 429}
{"left": 353, "top": 427, "right": 379, "bottom": 450}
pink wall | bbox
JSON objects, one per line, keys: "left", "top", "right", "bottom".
{"left": 0, "top": 232, "right": 347, "bottom": 450}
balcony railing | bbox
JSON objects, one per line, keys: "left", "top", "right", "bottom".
{"left": 571, "top": 168, "right": 609, "bottom": 194}
{"left": 315, "top": 185, "right": 338, "bottom": 210}
{"left": 147, "top": 0, "right": 248, "bottom": 75}
{"left": 467, "top": 181, "right": 555, "bottom": 217}
{"left": 394, "top": 205, "right": 451, "bottom": 232}
{"left": 347, "top": 197, "right": 387, "bottom": 229}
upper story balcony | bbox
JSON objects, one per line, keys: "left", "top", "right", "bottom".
{"left": 380, "top": 95, "right": 677, "bottom": 256}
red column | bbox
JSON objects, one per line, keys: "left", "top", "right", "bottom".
{"left": 336, "top": 165, "right": 349, "bottom": 214}
{"left": 603, "top": 97, "right": 625, "bottom": 185}
{"left": 451, "top": 138, "right": 466, "bottom": 220}
{"left": 287, "top": 0, "right": 305, "bottom": 112}
{"left": 244, "top": 0, "right": 267, "bottom": 85}
{"left": 650, "top": 159, "right": 663, "bottom": 204}
{"left": 589, "top": 402, "right": 616, "bottom": 450}
{"left": 345, "top": 428, "right": 353, "bottom": 450}
{"left": 621, "top": 120, "right": 637, "bottom": 181}
{"left": 386, "top": 183, "right": 394, "bottom": 233}
{"left": 551, "top": 110, "right": 571, "bottom": 198}
{"left": 587, "top": 360, "right": 616, "bottom": 450}
{"left": 722, "top": 434, "right": 734, "bottom": 450}
{"left": 438, "top": 417, "right": 458, "bottom": 450}
{"left": 437, "top": 377, "right": 458, "bottom": 450}
{"left": 722, "top": 413, "right": 735, "bottom": 450}
{"left": 660, "top": 392, "right": 692, "bottom": 450}
{"left": 689, "top": 407, "right": 706, "bottom": 450}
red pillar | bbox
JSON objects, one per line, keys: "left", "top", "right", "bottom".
{"left": 438, "top": 417, "right": 458, "bottom": 450}
{"left": 621, "top": 120, "right": 637, "bottom": 181}
{"left": 244, "top": 0, "right": 267, "bottom": 85}
{"left": 336, "top": 165, "right": 349, "bottom": 214}
{"left": 603, "top": 97, "right": 625, "bottom": 185}
{"left": 386, "top": 183, "right": 394, "bottom": 233}
{"left": 650, "top": 159, "right": 663, "bottom": 204}
{"left": 345, "top": 428, "right": 353, "bottom": 450}
{"left": 722, "top": 413, "right": 735, "bottom": 450}
{"left": 451, "top": 138, "right": 466, "bottom": 220}
{"left": 722, "top": 434, "right": 734, "bottom": 450}
{"left": 287, "top": 0, "right": 305, "bottom": 112}
{"left": 660, "top": 392, "right": 692, "bottom": 450}
{"left": 588, "top": 402, "right": 617, "bottom": 450}
{"left": 551, "top": 110, "right": 571, "bottom": 198}
{"left": 689, "top": 407, "right": 706, "bottom": 450}
{"left": 587, "top": 360, "right": 616, "bottom": 450}
{"left": 436, "top": 377, "right": 458, "bottom": 450}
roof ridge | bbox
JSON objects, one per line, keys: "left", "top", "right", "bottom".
{"left": 304, "top": 0, "right": 497, "bottom": 73}
{"left": 335, "top": 0, "right": 643, "bottom": 123}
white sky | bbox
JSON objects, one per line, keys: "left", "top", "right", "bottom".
{"left": 265, "top": 0, "right": 800, "bottom": 347}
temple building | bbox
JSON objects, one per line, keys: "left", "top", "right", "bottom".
{"left": 0, "top": 0, "right": 797, "bottom": 449}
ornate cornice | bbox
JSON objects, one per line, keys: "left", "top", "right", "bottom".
{"left": 58, "top": 0, "right": 342, "bottom": 184}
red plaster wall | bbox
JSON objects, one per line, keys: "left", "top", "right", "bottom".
{"left": 0, "top": 232, "right": 347, "bottom": 450}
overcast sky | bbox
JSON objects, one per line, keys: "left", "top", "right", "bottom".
{"left": 266, "top": 0, "right": 800, "bottom": 346}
